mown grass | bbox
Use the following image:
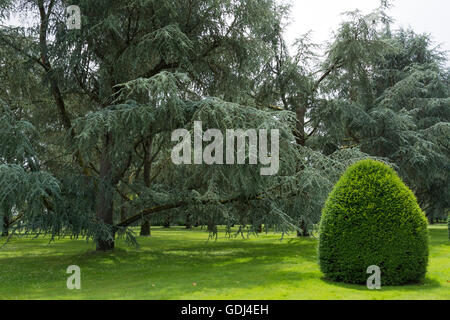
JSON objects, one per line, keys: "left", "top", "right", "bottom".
{"left": 0, "top": 225, "right": 448, "bottom": 300}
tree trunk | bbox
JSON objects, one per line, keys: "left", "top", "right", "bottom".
{"left": 185, "top": 212, "right": 192, "bottom": 229}
{"left": 140, "top": 219, "right": 151, "bottom": 236}
{"left": 297, "top": 220, "right": 309, "bottom": 237}
{"left": 140, "top": 136, "right": 153, "bottom": 236}
{"left": 97, "top": 236, "right": 115, "bottom": 250}
{"left": 295, "top": 101, "right": 310, "bottom": 238}
{"left": 120, "top": 205, "right": 127, "bottom": 222}
{"left": 207, "top": 222, "right": 216, "bottom": 233}
{"left": 163, "top": 216, "right": 171, "bottom": 228}
{"left": 295, "top": 105, "right": 307, "bottom": 147}
{"left": 96, "top": 134, "right": 115, "bottom": 251}
{"left": 2, "top": 214, "right": 9, "bottom": 237}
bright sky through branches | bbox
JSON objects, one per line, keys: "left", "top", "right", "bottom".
{"left": 5, "top": 0, "right": 449, "bottom": 66}
{"left": 284, "top": 0, "right": 449, "bottom": 65}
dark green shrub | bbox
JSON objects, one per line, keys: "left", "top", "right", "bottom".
{"left": 318, "top": 159, "right": 429, "bottom": 285}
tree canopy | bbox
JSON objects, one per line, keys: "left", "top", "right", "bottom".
{"left": 0, "top": 0, "right": 448, "bottom": 249}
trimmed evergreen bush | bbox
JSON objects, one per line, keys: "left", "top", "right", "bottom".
{"left": 318, "top": 159, "right": 429, "bottom": 285}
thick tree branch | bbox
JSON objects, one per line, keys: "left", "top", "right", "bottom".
{"left": 116, "top": 193, "right": 264, "bottom": 228}
{"left": 313, "top": 60, "right": 343, "bottom": 92}
{"left": 36, "top": 0, "right": 94, "bottom": 179}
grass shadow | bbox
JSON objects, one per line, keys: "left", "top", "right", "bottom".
{"left": 320, "top": 275, "right": 442, "bottom": 292}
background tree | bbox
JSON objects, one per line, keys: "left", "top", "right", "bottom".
{"left": 254, "top": 5, "right": 394, "bottom": 235}
{"left": 316, "top": 27, "right": 450, "bottom": 222}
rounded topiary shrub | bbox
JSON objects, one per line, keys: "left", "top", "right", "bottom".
{"left": 318, "top": 159, "right": 429, "bottom": 285}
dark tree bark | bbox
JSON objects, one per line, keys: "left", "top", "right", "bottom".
{"left": 140, "top": 219, "right": 151, "bottom": 236}
{"left": 295, "top": 105, "right": 307, "bottom": 147}
{"left": 297, "top": 220, "right": 309, "bottom": 237}
{"left": 96, "top": 133, "right": 115, "bottom": 251}
{"left": 185, "top": 212, "right": 192, "bottom": 229}
{"left": 207, "top": 222, "right": 217, "bottom": 233}
{"left": 140, "top": 137, "right": 153, "bottom": 236}
{"left": 163, "top": 215, "right": 171, "bottom": 228}
{"left": 2, "top": 215, "right": 9, "bottom": 237}
{"left": 120, "top": 205, "right": 127, "bottom": 222}
{"left": 97, "top": 236, "right": 115, "bottom": 250}
{"left": 295, "top": 101, "right": 310, "bottom": 238}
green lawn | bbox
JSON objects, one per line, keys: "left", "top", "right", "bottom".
{"left": 0, "top": 225, "right": 448, "bottom": 300}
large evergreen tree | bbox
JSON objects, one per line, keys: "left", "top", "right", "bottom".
{"left": 315, "top": 27, "right": 450, "bottom": 222}
{"left": 1, "top": 0, "right": 366, "bottom": 250}
{"left": 1, "top": 1, "right": 447, "bottom": 250}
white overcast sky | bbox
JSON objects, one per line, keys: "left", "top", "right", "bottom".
{"left": 284, "top": 0, "right": 449, "bottom": 63}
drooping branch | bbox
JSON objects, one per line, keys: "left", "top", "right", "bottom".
{"left": 0, "top": 34, "right": 48, "bottom": 70}
{"left": 312, "top": 60, "right": 343, "bottom": 93}
{"left": 35, "top": 0, "right": 94, "bottom": 180}
{"left": 116, "top": 177, "right": 299, "bottom": 228}
{"left": 116, "top": 194, "right": 264, "bottom": 228}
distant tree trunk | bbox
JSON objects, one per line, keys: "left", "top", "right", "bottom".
{"left": 295, "top": 105, "right": 307, "bottom": 147}
{"left": 294, "top": 107, "right": 310, "bottom": 238}
{"left": 294, "top": 101, "right": 309, "bottom": 239}
{"left": 120, "top": 205, "right": 127, "bottom": 222}
{"left": 447, "top": 215, "right": 450, "bottom": 240}
{"left": 96, "top": 133, "right": 115, "bottom": 251}
{"left": 297, "top": 220, "right": 309, "bottom": 237}
{"left": 2, "top": 215, "right": 9, "bottom": 237}
{"left": 185, "top": 212, "right": 192, "bottom": 229}
{"left": 256, "top": 224, "right": 263, "bottom": 233}
{"left": 140, "top": 136, "right": 153, "bottom": 237}
{"left": 207, "top": 222, "right": 216, "bottom": 233}
{"left": 140, "top": 219, "right": 151, "bottom": 236}
{"left": 163, "top": 216, "right": 171, "bottom": 228}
